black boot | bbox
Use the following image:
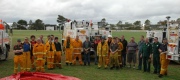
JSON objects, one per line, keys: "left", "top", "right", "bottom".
{"left": 116, "top": 66, "right": 119, "bottom": 70}
{"left": 66, "top": 63, "right": 69, "bottom": 66}
{"left": 158, "top": 74, "right": 163, "bottom": 78}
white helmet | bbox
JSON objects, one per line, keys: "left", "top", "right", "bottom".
{"left": 108, "top": 35, "right": 112, "bottom": 38}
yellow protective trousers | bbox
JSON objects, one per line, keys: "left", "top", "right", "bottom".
{"left": 73, "top": 53, "right": 83, "bottom": 65}
{"left": 65, "top": 48, "right": 73, "bottom": 64}
{"left": 34, "top": 52, "right": 45, "bottom": 72}
{"left": 118, "top": 51, "right": 122, "bottom": 66}
{"left": 14, "top": 54, "right": 24, "bottom": 74}
{"left": 54, "top": 51, "right": 62, "bottom": 67}
{"left": 98, "top": 55, "right": 107, "bottom": 68}
{"left": 110, "top": 52, "right": 119, "bottom": 67}
{"left": 47, "top": 51, "right": 54, "bottom": 69}
{"left": 23, "top": 51, "right": 31, "bottom": 71}
{"left": 160, "top": 53, "right": 170, "bottom": 75}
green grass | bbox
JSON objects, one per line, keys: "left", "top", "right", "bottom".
{"left": 0, "top": 30, "right": 180, "bottom": 80}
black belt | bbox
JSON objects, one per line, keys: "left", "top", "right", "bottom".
{"left": 15, "top": 53, "right": 23, "bottom": 55}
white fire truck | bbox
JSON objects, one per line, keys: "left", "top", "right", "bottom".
{"left": 146, "top": 16, "right": 180, "bottom": 63}
{"left": 0, "top": 20, "right": 10, "bottom": 61}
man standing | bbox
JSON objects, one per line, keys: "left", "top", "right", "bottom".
{"left": 72, "top": 36, "right": 83, "bottom": 65}
{"left": 33, "top": 38, "right": 46, "bottom": 72}
{"left": 45, "top": 39, "right": 56, "bottom": 70}
{"left": 110, "top": 37, "right": 119, "bottom": 70}
{"left": 97, "top": 36, "right": 109, "bottom": 69}
{"left": 40, "top": 35, "right": 44, "bottom": 44}
{"left": 63, "top": 35, "right": 74, "bottom": 65}
{"left": 13, "top": 39, "right": 24, "bottom": 74}
{"left": 106, "top": 35, "right": 112, "bottom": 66}
{"left": 120, "top": 35, "right": 128, "bottom": 67}
{"left": 83, "top": 37, "right": 91, "bottom": 66}
{"left": 140, "top": 38, "right": 152, "bottom": 72}
{"left": 137, "top": 35, "right": 145, "bottom": 70}
{"left": 54, "top": 37, "right": 62, "bottom": 69}
{"left": 158, "top": 38, "right": 169, "bottom": 78}
{"left": 127, "top": 37, "right": 138, "bottom": 68}
{"left": 94, "top": 36, "right": 101, "bottom": 65}
{"left": 117, "top": 38, "right": 123, "bottom": 68}
{"left": 22, "top": 37, "right": 31, "bottom": 72}
{"left": 152, "top": 37, "right": 161, "bottom": 74}
{"left": 30, "top": 35, "right": 36, "bottom": 69}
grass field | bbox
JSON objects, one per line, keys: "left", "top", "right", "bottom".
{"left": 0, "top": 30, "right": 180, "bottom": 80}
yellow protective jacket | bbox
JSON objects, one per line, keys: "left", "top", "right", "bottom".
{"left": 118, "top": 42, "right": 123, "bottom": 52}
{"left": 97, "top": 41, "right": 109, "bottom": 56}
{"left": 33, "top": 43, "right": 46, "bottom": 57}
{"left": 72, "top": 40, "right": 82, "bottom": 53}
{"left": 63, "top": 39, "right": 74, "bottom": 49}
{"left": 45, "top": 42, "right": 56, "bottom": 52}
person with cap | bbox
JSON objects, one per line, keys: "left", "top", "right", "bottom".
{"left": 97, "top": 36, "right": 109, "bottom": 69}
{"left": 30, "top": 35, "right": 36, "bottom": 70}
{"left": 83, "top": 36, "right": 91, "bottom": 66}
{"left": 127, "top": 37, "right": 138, "bottom": 68}
{"left": 120, "top": 35, "right": 128, "bottom": 67}
{"left": 45, "top": 38, "right": 56, "bottom": 70}
{"left": 63, "top": 35, "right": 74, "bottom": 65}
{"left": 33, "top": 38, "right": 46, "bottom": 72}
{"left": 54, "top": 37, "right": 62, "bottom": 69}
{"left": 116, "top": 37, "right": 124, "bottom": 68}
{"left": 93, "top": 35, "right": 101, "bottom": 65}
{"left": 152, "top": 37, "right": 161, "bottom": 74}
{"left": 72, "top": 35, "right": 83, "bottom": 65}
{"left": 140, "top": 38, "right": 152, "bottom": 72}
{"left": 22, "top": 37, "right": 31, "bottom": 72}
{"left": 106, "top": 35, "right": 112, "bottom": 66}
{"left": 13, "top": 39, "right": 24, "bottom": 74}
{"left": 137, "top": 35, "right": 145, "bottom": 70}
{"left": 110, "top": 37, "right": 120, "bottom": 70}
{"left": 158, "top": 38, "right": 169, "bottom": 78}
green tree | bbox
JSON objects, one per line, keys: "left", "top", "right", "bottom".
{"left": 133, "top": 21, "right": 141, "bottom": 27}
{"left": 17, "top": 19, "right": 27, "bottom": 30}
{"left": 144, "top": 19, "right": 150, "bottom": 26}
{"left": 176, "top": 18, "right": 180, "bottom": 23}
{"left": 29, "top": 19, "right": 44, "bottom": 30}
{"left": 57, "top": 15, "right": 68, "bottom": 30}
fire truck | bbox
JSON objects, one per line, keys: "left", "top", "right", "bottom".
{"left": 61, "top": 20, "right": 112, "bottom": 56}
{"left": 0, "top": 20, "right": 10, "bottom": 61}
{"left": 146, "top": 16, "right": 180, "bottom": 63}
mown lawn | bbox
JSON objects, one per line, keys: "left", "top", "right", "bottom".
{"left": 0, "top": 30, "right": 179, "bottom": 80}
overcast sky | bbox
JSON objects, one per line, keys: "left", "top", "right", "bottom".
{"left": 0, "top": 0, "right": 180, "bottom": 24}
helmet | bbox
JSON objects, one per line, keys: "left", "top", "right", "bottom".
{"left": 108, "top": 35, "right": 112, "bottom": 38}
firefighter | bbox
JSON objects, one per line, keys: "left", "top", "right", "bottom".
{"left": 97, "top": 36, "right": 109, "bottom": 69}
{"left": 30, "top": 35, "right": 36, "bottom": 70}
{"left": 110, "top": 37, "right": 119, "bottom": 70}
{"left": 63, "top": 35, "right": 74, "bottom": 65}
{"left": 22, "top": 37, "right": 31, "bottom": 72}
{"left": 54, "top": 37, "right": 62, "bottom": 68}
{"left": 152, "top": 37, "right": 161, "bottom": 74}
{"left": 117, "top": 37, "right": 123, "bottom": 68}
{"left": 106, "top": 35, "right": 112, "bottom": 66}
{"left": 45, "top": 38, "right": 56, "bottom": 69}
{"left": 140, "top": 38, "right": 152, "bottom": 72}
{"left": 158, "top": 38, "right": 169, "bottom": 78}
{"left": 45, "top": 35, "right": 51, "bottom": 43}
{"left": 33, "top": 38, "right": 46, "bottom": 72}
{"left": 13, "top": 39, "right": 24, "bottom": 74}
{"left": 72, "top": 36, "right": 83, "bottom": 65}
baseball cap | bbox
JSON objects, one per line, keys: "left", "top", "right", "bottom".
{"left": 17, "top": 39, "right": 21, "bottom": 42}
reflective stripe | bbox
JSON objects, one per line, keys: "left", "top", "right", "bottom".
{"left": 161, "top": 68, "right": 165, "bottom": 71}
{"left": 34, "top": 52, "right": 45, "bottom": 55}
{"left": 37, "top": 58, "right": 44, "bottom": 60}
{"left": 74, "top": 53, "right": 81, "bottom": 54}
{"left": 73, "top": 48, "right": 82, "bottom": 49}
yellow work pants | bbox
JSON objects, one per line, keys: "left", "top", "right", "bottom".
{"left": 160, "top": 53, "right": 170, "bottom": 75}
{"left": 110, "top": 52, "right": 119, "bottom": 67}
{"left": 98, "top": 55, "right": 107, "bottom": 68}
{"left": 54, "top": 51, "right": 62, "bottom": 67}
{"left": 118, "top": 51, "right": 122, "bottom": 66}
{"left": 47, "top": 51, "right": 54, "bottom": 69}
{"left": 34, "top": 53, "right": 45, "bottom": 72}
{"left": 65, "top": 48, "right": 72, "bottom": 64}
{"left": 73, "top": 54, "right": 83, "bottom": 65}
{"left": 23, "top": 51, "right": 31, "bottom": 71}
{"left": 14, "top": 54, "right": 24, "bottom": 74}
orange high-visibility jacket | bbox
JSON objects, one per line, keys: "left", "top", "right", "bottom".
{"left": 45, "top": 42, "right": 56, "bottom": 52}
{"left": 72, "top": 40, "right": 82, "bottom": 53}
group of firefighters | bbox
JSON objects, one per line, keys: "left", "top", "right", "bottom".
{"left": 13, "top": 34, "right": 169, "bottom": 78}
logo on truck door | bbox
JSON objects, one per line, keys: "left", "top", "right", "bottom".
{"left": 80, "top": 30, "right": 86, "bottom": 34}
